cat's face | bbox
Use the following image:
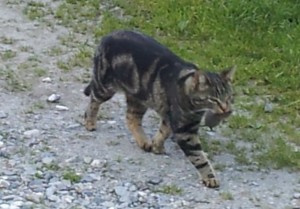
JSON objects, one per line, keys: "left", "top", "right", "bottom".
{"left": 181, "top": 66, "right": 236, "bottom": 118}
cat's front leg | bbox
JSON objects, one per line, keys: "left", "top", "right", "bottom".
{"left": 174, "top": 132, "right": 219, "bottom": 188}
{"left": 152, "top": 119, "right": 171, "bottom": 154}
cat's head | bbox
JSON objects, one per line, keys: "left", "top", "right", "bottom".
{"left": 179, "top": 66, "right": 236, "bottom": 118}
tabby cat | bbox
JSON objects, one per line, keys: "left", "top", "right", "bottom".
{"left": 83, "top": 30, "right": 235, "bottom": 188}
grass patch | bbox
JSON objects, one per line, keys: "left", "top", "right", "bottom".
{"left": 57, "top": 45, "right": 93, "bottom": 71}
{"left": 47, "top": 46, "right": 64, "bottom": 56}
{"left": 0, "top": 36, "right": 15, "bottom": 45}
{"left": 220, "top": 191, "right": 234, "bottom": 200}
{"left": 0, "top": 68, "right": 31, "bottom": 92}
{"left": 43, "top": 163, "right": 60, "bottom": 171}
{"left": 63, "top": 169, "right": 81, "bottom": 183}
{"left": 33, "top": 67, "right": 47, "bottom": 77}
{"left": 23, "top": 1, "right": 52, "bottom": 20}
{"left": 255, "top": 137, "right": 300, "bottom": 170}
{"left": 225, "top": 140, "right": 251, "bottom": 165}
{"left": 55, "top": 0, "right": 101, "bottom": 34}
{"left": 1, "top": 50, "right": 17, "bottom": 61}
{"left": 155, "top": 184, "right": 183, "bottom": 195}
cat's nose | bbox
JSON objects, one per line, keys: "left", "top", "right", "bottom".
{"left": 216, "top": 105, "right": 232, "bottom": 115}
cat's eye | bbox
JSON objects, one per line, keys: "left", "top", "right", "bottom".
{"left": 207, "top": 97, "right": 219, "bottom": 104}
{"left": 193, "top": 97, "right": 206, "bottom": 104}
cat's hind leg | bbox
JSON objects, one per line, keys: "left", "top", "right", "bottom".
{"left": 126, "top": 96, "right": 151, "bottom": 152}
{"left": 84, "top": 82, "right": 115, "bottom": 131}
{"left": 151, "top": 119, "right": 171, "bottom": 154}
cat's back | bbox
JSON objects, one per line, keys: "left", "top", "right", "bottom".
{"left": 100, "top": 30, "right": 181, "bottom": 61}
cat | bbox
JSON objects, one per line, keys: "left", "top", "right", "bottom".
{"left": 83, "top": 30, "right": 235, "bottom": 188}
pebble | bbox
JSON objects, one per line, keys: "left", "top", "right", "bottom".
{"left": 42, "top": 77, "right": 52, "bottom": 83}
{"left": 0, "top": 111, "right": 8, "bottom": 119}
{"left": 0, "top": 179, "right": 10, "bottom": 188}
{"left": 25, "top": 193, "right": 43, "bottom": 203}
{"left": 55, "top": 105, "right": 69, "bottom": 111}
{"left": 107, "top": 120, "right": 116, "bottom": 125}
{"left": 294, "top": 193, "right": 300, "bottom": 199}
{"left": 42, "top": 156, "right": 55, "bottom": 165}
{"left": 83, "top": 157, "right": 93, "bottom": 164}
{"left": 0, "top": 141, "right": 4, "bottom": 148}
{"left": 147, "top": 178, "right": 163, "bottom": 185}
{"left": 47, "top": 94, "right": 61, "bottom": 103}
{"left": 23, "top": 129, "right": 40, "bottom": 138}
{"left": 91, "top": 159, "right": 107, "bottom": 168}
{"left": 264, "top": 102, "right": 273, "bottom": 113}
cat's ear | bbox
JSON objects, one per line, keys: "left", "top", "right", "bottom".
{"left": 179, "top": 69, "right": 208, "bottom": 94}
{"left": 220, "top": 66, "right": 236, "bottom": 82}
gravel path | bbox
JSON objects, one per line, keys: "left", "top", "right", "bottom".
{"left": 0, "top": 1, "right": 299, "bottom": 209}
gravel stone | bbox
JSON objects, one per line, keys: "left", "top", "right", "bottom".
{"left": 25, "top": 193, "right": 43, "bottom": 203}
{"left": 23, "top": 129, "right": 40, "bottom": 138}
{"left": 0, "top": 179, "right": 10, "bottom": 189}
{"left": 294, "top": 193, "right": 300, "bottom": 199}
{"left": 42, "top": 156, "right": 55, "bottom": 165}
{"left": 55, "top": 105, "right": 69, "bottom": 111}
{"left": 47, "top": 94, "right": 61, "bottom": 103}
{"left": 0, "top": 111, "right": 8, "bottom": 119}
{"left": 264, "top": 102, "right": 273, "bottom": 113}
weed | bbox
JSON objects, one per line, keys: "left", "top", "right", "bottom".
{"left": 255, "top": 137, "right": 300, "bottom": 170}
{"left": 43, "top": 163, "right": 60, "bottom": 171}
{"left": 23, "top": 1, "right": 52, "bottom": 20}
{"left": 1, "top": 50, "right": 17, "bottom": 60}
{"left": 2, "top": 70, "right": 31, "bottom": 92}
{"left": 155, "top": 184, "right": 183, "bottom": 195}
{"left": 63, "top": 169, "right": 81, "bottom": 183}
{"left": 0, "top": 36, "right": 15, "bottom": 44}
{"left": 33, "top": 67, "right": 47, "bottom": 77}
{"left": 47, "top": 46, "right": 64, "bottom": 56}
{"left": 220, "top": 191, "right": 234, "bottom": 200}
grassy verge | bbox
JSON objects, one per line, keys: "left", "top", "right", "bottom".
{"left": 23, "top": 0, "right": 300, "bottom": 170}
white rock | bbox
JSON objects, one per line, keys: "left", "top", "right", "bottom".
{"left": 42, "top": 77, "right": 52, "bottom": 83}
{"left": 0, "top": 204, "right": 10, "bottom": 209}
{"left": 107, "top": 120, "right": 116, "bottom": 125}
{"left": 25, "top": 193, "right": 43, "bottom": 203}
{"left": 0, "top": 111, "right": 8, "bottom": 119}
{"left": 294, "top": 193, "right": 300, "bottom": 199}
{"left": 264, "top": 102, "right": 273, "bottom": 113}
{"left": 83, "top": 157, "right": 92, "bottom": 164}
{"left": 47, "top": 94, "right": 61, "bottom": 103}
{"left": 91, "top": 159, "right": 101, "bottom": 167}
{"left": 0, "top": 141, "right": 4, "bottom": 148}
{"left": 55, "top": 105, "right": 69, "bottom": 111}
{"left": 24, "top": 129, "right": 40, "bottom": 138}
{"left": 42, "top": 157, "right": 55, "bottom": 165}
{"left": 0, "top": 179, "right": 10, "bottom": 188}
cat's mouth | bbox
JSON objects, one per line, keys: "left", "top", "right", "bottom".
{"left": 208, "top": 109, "right": 233, "bottom": 120}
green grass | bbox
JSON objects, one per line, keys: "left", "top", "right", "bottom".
{"left": 0, "top": 68, "right": 31, "bottom": 92}
{"left": 1, "top": 50, "right": 17, "bottom": 60}
{"left": 63, "top": 169, "right": 81, "bottom": 183}
{"left": 23, "top": 1, "right": 52, "bottom": 20}
{"left": 155, "top": 184, "right": 183, "bottom": 195}
{"left": 220, "top": 191, "right": 234, "bottom": 200}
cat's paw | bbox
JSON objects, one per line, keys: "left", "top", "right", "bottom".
{"left": 151, "top": 144, "right": 166, "bottom": 155}
{"left": 84, "top": 112, "right": 97, "bottom": 131}
{"left": 202, "top": 177, "right": 220, "bottom": 188}
{"left": 140, "top": 142, "right": 152, "bottom": 152}
{"left": 85, "top": 121, "right": 96, "bottom": 131}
